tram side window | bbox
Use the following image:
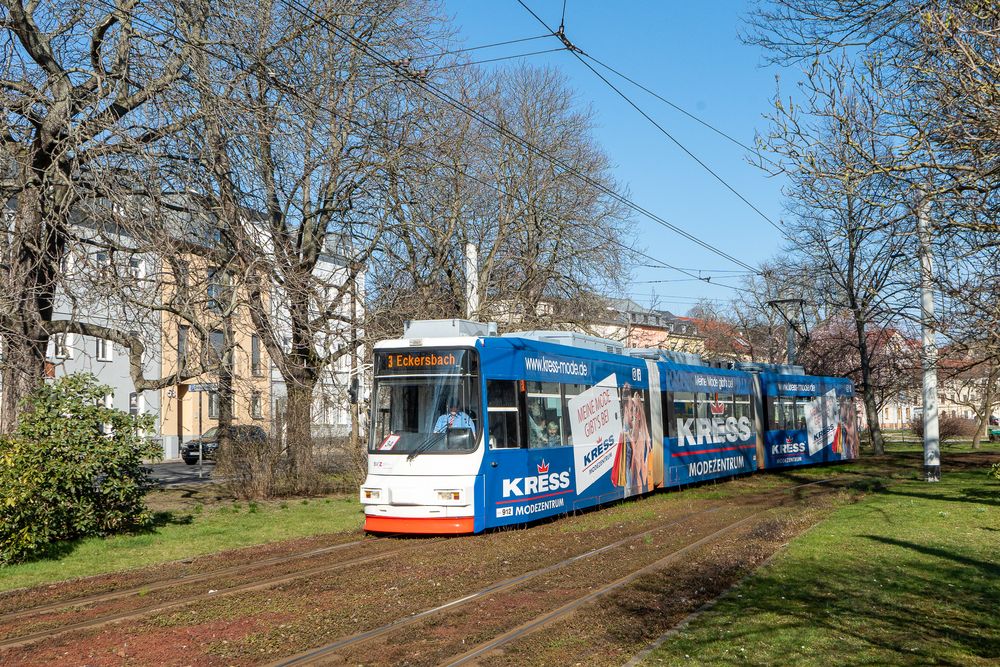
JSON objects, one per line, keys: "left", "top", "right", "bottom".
{"left": 374, "top": 384, "right": 392, "bottom": 445}
{"left": 792, "top": 399, "right": 807, "bottom": 430}
{"left": 768, "top": 396, "right": 779, "bottom": 430}
{"left": 770, "top": 396, "right": 807, "bottom": 430}
{"left": 561, "top": 383, "right": 587, "bottom": 445}
{"left": 526, "top": 381, "right": 564, "bottom": 448}
{"left": 710, "top": 393, "right": 735, "bottom": 418}
{"left": 486, "top": 380, "right": 520, "bottom": 449}
{"left": 670, "top": 392, "right": 696, "bottom": 438}
{"left": 734, "top": 394, "right": 752, "bottom": 421}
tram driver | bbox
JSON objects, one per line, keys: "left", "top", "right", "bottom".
{"left": 433, "top": 401, "right": 475, "bottom": 433}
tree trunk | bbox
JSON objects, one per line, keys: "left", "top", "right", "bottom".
{"left": 972, "top": 366, "right": 998, "bottom": 450}
{"left": 216, "top": 318, "right": 236, "bottom": 451}
{"left": 854, "top": 313, "right": 885, "bottom": 454}
{"left": 1, "top": 189, "right": 58, "bottom": 433}
{"left": 285, "top": 377, "right": 317, "bottom": 494}
{"left": 0, "top": 324, "right": 48, "bottom": 432}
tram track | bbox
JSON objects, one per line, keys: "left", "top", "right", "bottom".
{"left": 0, "top": 535, "right": 374, "bottom": 624}
{"left": 268, "top": 506, "right": 726, "bottom": 666}
{"left": 0, "top": 474, "right": 854, "bottom": 664}
{"left": 443, "top": 513, "right": 759, "bottom": 667}
{"left": 270, "top": 476, "right": 843, "bottom": 667}
{"left": 0, "top": 535, "right": 436, "bottom": 651}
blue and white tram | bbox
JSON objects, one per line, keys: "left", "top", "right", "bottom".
{"left": 360, "top": 320, "right": 859, "bottom": 534}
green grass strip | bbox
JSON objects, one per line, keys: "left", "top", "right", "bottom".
{"left": 0, "top": 496, "right": 362, "bottom": 592}
{"left": 642, "top": 460, "right": 1000, "bottom": 666}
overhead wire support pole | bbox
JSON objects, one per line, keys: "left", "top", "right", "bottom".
{"left": 766, "top": 298, "right": 807, "bottom": 366}
{"left": 918, "top": 195, "right": 940, "bottom": 482}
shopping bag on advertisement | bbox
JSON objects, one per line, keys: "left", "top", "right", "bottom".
{"left": 611, "top": 433, "right": 627, "bottom": 487}
{"left": 831, "top": 424, "right": 842, "bottom": 454}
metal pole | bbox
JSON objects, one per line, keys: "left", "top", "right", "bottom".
{"left": 785, "top": 319, "right": 797, "bottom": 366}
{"left": 465, "top": 241, "right": 479, "bottom": 319}
{"left": 918, "top": 197, "right": 940, "bottom": 482}
{"left": 198, "top": 390, "right": 204, "bottom": 479}
{"left": 767, "top": 298, "right": 803, "bottom": 366}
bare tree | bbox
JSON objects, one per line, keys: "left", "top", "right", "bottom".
{"left": 935, "top": 219, "right": 1000, "bottom": 447}
{"left": 756, "top": 58, "right": 916, "bottom": 454}
{"left": 179, "top": 0, "right": 446, "bottom": 491}
{"left": 370, "top": 64, "right": 634, "bottom": 336}
{"left": 744, "top": 0, "right": 998, "bottom": 238}
{"left": 730, "top": 266, "right": 795, "bottom": 365}
{"left": 0, "top": 1, "right": 225, "bottom": 431}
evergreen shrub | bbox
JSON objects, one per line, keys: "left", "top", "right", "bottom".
{"left": 0, "top": 374, "right": 160, "bottom": 564}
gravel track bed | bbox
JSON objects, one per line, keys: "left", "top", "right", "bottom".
{"left": 0, "top": 476, "right": 858, "bottom": 666}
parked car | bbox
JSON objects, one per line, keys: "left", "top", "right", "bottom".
{"left": 181, "top": 425, "right": 268, "bottom": 465}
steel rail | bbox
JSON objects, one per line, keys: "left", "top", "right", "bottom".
{"left": 443, "top": 513, "right": 759, "bottom": 666}
{"left": 273, "top": 476, "right": 844, "bottom": 666}
{"left": 0, "top": 538, "right": 439, "bottom": 651}
{"left": 0, "top": 536, "right": 376, "bottom": 624}
{"left": 269, "top": 505, "right": 727, "bottom": 667}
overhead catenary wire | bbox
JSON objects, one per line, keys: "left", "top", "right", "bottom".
{"left": 431, "top": 47, "right": 567, "bottom": 72}
{"left": 81, "top": 0, "right": 752, "bottom": 296}
{"left": 580, "top": 53, "right": 762, "bottom": 157}
{"left": 79, "top": 0, "right": 732, "bottom": 292}
{"left": 514, "top": 0, "right": 786, "bottom": 236}
{"left": 276, "top": 0, "right": 762, "bottom": 275}
{"left": 410, "top": 33, "right": 552, "bottom": 60}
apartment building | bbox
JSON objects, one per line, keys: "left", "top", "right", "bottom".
{"left": 3, "top": 201, "right": 362, "bottom": 458}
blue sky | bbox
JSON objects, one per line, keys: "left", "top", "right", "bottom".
{"left": 442, "top": 0, "right": 798, "bottom": 314}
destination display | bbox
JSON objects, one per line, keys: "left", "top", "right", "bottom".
{"left": 374, "top": 348, "right": 476, "bottom": 375}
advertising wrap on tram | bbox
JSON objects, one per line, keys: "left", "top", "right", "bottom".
{"left": 760, "top": 373, "right": 859, "bottom": 469}
{"left": 478, "top": 340, "right": 659, "bottom": 528}
{"left": 662, "top": 365, "right": 758, "bottom": 486}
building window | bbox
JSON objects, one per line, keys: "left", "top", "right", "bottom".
{"left": 128, "top": 392, "right": 143, "bottom": 416}
{"left": 52, "top": 333, "right": 74, "bottom": 359}
{"left": 207, "top": 267, "right": 227, "bottom": 312}
{"left": 209, "top": 329, "right": 224, "bottom": 365}
{"left": 178, "top": 325, "right": 189, "bottom": 367}
{"left": 101, "top": 393, "right": 114, "bottom": 434}
{"left": 251, "top": 391, "right": 263, "bottom": 419}
{"left": 59, "top": 251, "right": 74, "bottom": 275}
{"left": 128, "top": 256, "right": 144, "bottom": 279}
{"left": 251, "top": 335, "right": 263, "bottom": 376}
{"left": 95, "top": 250, "right": 110, "bottom": 267}
{"left": 208, "top": 390, "right": 219, "bottom": 419}
{"left": 96, "top": 337, "right": 113, "bottom": 362}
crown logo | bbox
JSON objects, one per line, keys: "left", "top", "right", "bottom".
{"left": 710, "top": 401, "right": 726, "bottom": 416}
{"left": 537, "top": 460, "right": 550, "bottom": 474}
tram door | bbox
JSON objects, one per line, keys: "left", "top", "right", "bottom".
{"left": 485, "top": 379, "right": 524, "bottom": 451}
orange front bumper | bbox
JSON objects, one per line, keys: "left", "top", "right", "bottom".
{"left": 364, "top": 514, "right": 475, "bottom": 534}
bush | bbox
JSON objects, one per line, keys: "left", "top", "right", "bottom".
{"left": 909, "top": 414, "right": 979, "bottom": 442}
{"left": 0, "top": 374, "right": 160, "bottom": 564}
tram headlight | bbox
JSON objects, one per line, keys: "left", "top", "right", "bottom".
{"left": 362, "top": 488, "right": 381, "bottom": 501}
{"left": 436, "top": 489, "right": 462, "bottom": 502}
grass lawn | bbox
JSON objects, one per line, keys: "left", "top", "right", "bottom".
{"left": 0, "top": 488, "right": 363, "bottom": 593}
{"left": 641, "top": 446, "right": 1000, "bottom": 666}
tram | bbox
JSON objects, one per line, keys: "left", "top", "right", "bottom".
{"left": 360, "top": 320, "right": 859, "bottom": 534}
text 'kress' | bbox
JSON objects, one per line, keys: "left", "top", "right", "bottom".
{"left": 501, "top": 460, "right": 572, "bottom": 498}
{"left": 676, "top": 415, "right": 752, "bottom": 446}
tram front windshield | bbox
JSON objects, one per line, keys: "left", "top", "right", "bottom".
{"left": 369, "top": 349, "right": 481, "bottom": 454}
